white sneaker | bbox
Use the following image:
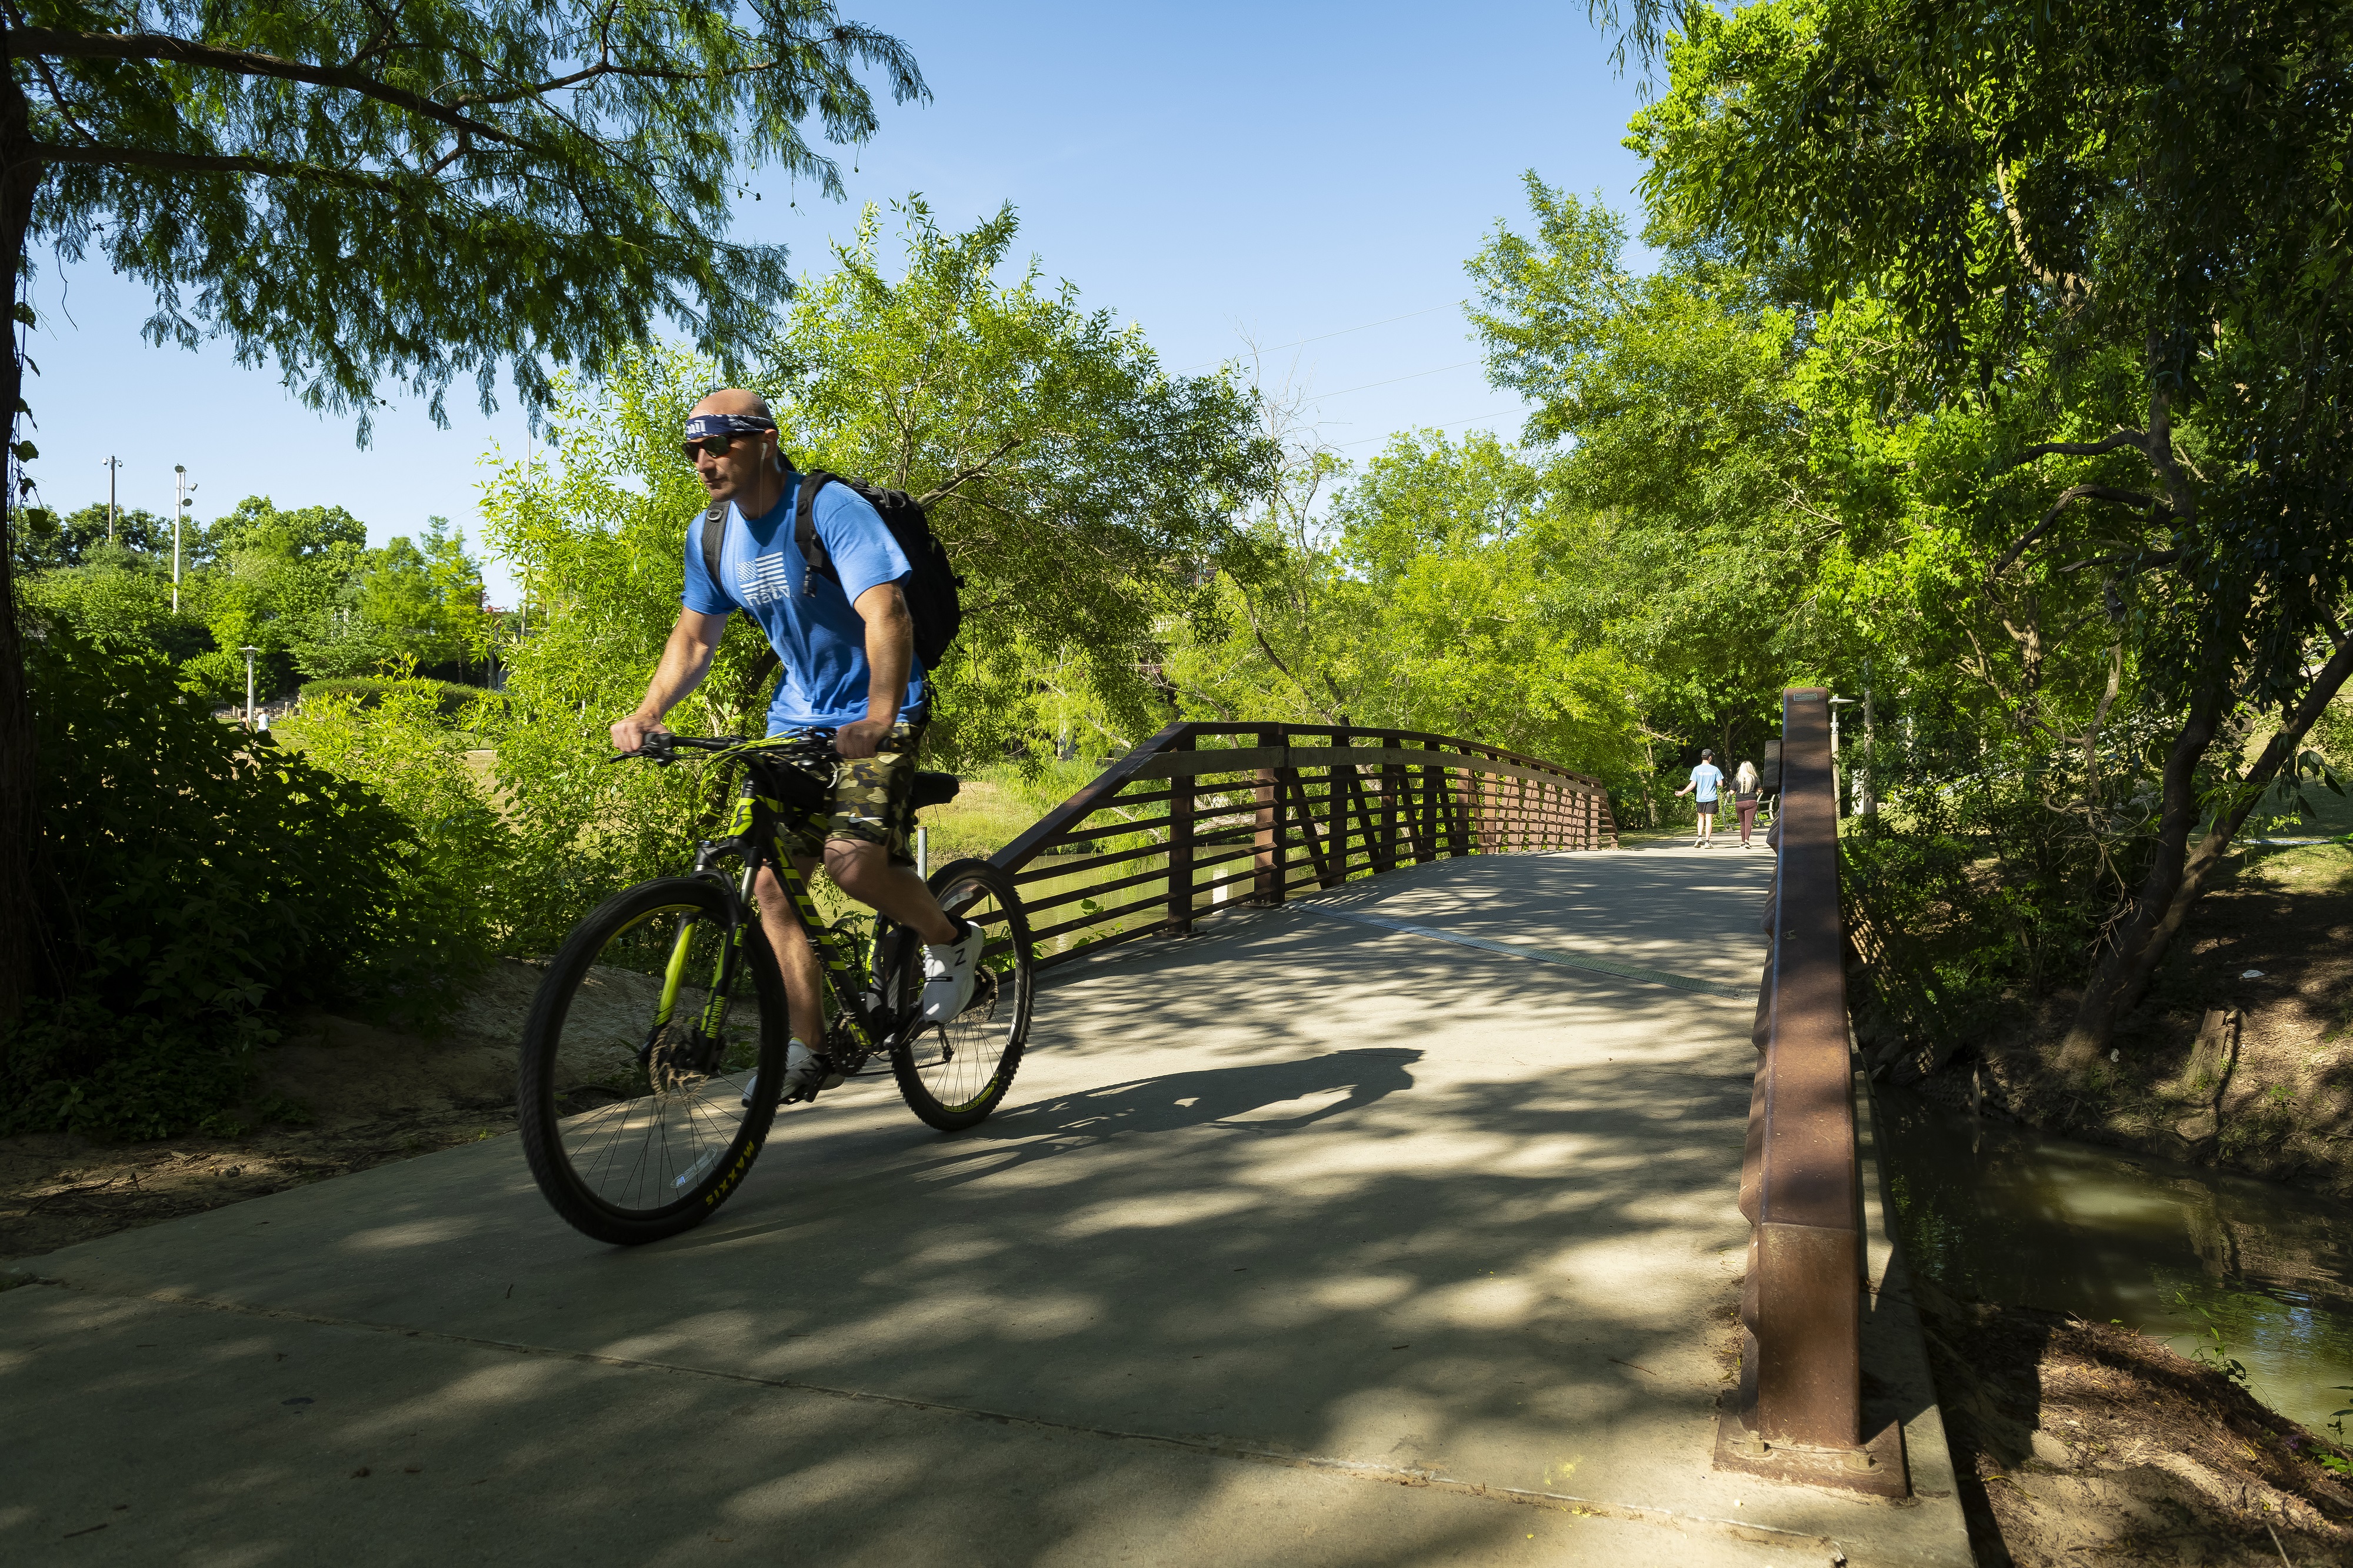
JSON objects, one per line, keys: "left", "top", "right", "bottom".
{"left": 744, "top": 1040, "right": 826, "bottom": 1106}
{"left": 921, "top": 920, "right": 986, "bottom": 1025}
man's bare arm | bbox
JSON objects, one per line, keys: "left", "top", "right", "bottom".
{"left": 612, "top": 609, "right": 732, "bottom": 753}
{"left": 836, "top": 582, "right": 914, "bottom": 759}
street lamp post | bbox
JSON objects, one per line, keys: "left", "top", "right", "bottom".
{"left": 1859, "top": 655, "right": 1877, "bottom": 818}
{"left": 172, "top": 466, "right": 195, "bottom": 612}
{"left": 104, "top": 456, "right": 120, "bottom": 546}
{"left": 241, "top": 645, "right": 261, "bottom": 726}
{"left": 1829, "top": 695, "right": 1859, "bottom": 818}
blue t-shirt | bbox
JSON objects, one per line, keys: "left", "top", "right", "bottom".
{"left": 1689, "top": 762, "right": 1724, "bottom": 802}
{"left": 682, "top": 473, "right": 927, "bottom": 733}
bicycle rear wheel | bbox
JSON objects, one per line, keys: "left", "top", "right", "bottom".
{"left": 518, "top": 877, "right": 785, "bottom": 1245}
{"left": 889, "top": 858, "right": 1034, "bottom": 1131}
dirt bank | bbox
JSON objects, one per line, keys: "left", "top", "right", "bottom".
{"left": 1918, "top": 840, "right": 2353, "bottom": 1201}
{"left": 0, "top": 959, "right": 552, "bottom": 1262}
{"left": 1914, "top": 1276, "right": 2353, "bottom": 1566}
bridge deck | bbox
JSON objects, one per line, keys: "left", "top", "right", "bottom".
{"left": 2, "top": 849, "right": 1969, "bottom": 1567}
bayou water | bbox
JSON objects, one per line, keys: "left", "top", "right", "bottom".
{"left": 1874, "top": 1084, "right": 2353, "bottom": 1436}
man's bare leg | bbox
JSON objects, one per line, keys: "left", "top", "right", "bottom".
{"left": 753, "top": 860, "right": 828, "bottom": 1048}
{"left": 822, "top": 838, "right": 955, "bottom": 944}
{"left": 752, "top": 840, "right": 958, "bottom": 1057}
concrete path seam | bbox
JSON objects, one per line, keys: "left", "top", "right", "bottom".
{"left": 12, "top": 1276, "right": 1837, "bottom": 1557}
{"left": 1298, "top": 905, "right": 1759, "bottom": 999}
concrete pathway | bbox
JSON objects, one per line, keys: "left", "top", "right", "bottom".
{"left": 2, "top": 847, "right": 1969, "bottom": 1567}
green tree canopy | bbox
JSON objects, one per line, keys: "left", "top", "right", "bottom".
{"left": 9, "top": 0, "right": 925, "bottom": 429}
{"left": 1465, "top": 172, "right": 1818, "bottom": 780}
{"left": 1630, "top": 0, "right": 2353, "bottom": 1062}
{"left": 771, "top": 199, "right": 1280, "bottom": 756}
{"left": 12, "top": 501, "right": 177, "bottom": 571}
{"left": 1, "top": 0, "right": 927, "bottom": 1020}
{"left": 476, "top": 202, "right": 1277, "bottom": 946}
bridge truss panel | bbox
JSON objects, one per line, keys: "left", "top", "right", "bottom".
{"left": 977, "top": 720, "right": 1619, "bottom": 972}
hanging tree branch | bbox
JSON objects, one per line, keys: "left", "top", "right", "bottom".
{"left": 2003, "top": 430, "right": 2152, "bottom": 469}
{"left": 8, "top": 28, "right": 527, "bottom": 145}
{"left": 1991, "top": 484, "right": 2167, "bottom": 578}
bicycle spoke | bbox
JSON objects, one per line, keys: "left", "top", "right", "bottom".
{"left": 891, "top": 860, "right": 1032, "bottom": 1130}
{"left": 539, "top": 898, "right": 771, "bottom": 1222}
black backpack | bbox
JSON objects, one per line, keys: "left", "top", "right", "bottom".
{"left": 700, "top": 471, "right": 963, "bottom": 668}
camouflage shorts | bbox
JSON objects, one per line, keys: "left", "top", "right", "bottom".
{"left": 772, "top": 722, "right": 927, "bottom": 866}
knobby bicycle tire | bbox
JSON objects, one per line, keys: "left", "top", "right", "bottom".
{"left": 890, "top": 858, "right": 1035, "bottom": 1132}
{"left": 518, "top": 877, "right": 786, "bottom": 1245}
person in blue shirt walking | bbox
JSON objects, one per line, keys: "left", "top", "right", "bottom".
{"left": 1674, "top": 749, "right": 1725, "bottom": 849}
{"left": 609, "top": 389, "right": 985, "bottom": 1098}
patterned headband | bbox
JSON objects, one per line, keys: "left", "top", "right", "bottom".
{"left": 683, "top": 413, "right": 776, "bottom": 441}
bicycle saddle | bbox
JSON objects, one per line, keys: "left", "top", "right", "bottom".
{"left": 910, "top": 772, "right": 961, "bottom": 808}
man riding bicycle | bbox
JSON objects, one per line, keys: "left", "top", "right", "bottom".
{"left": 609, "top": 388, "right": 984, "bottom": 1097}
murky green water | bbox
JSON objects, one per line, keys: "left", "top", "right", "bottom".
{"left": 1874, "top": 1085, "right": 2353, "bottom": 1436}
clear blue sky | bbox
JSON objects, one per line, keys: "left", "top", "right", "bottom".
{"left": 20, "top": 1, "right": 1653, "bottom": 605}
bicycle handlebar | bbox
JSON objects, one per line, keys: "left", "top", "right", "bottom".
{"left": 611, "top": 731, "right": 838, "bottom": 766}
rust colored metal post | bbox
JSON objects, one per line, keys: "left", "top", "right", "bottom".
{"left": 1164, "top": 732, "right": 1194, "bottom": 935}
{"left": 1254, "top": 726, "right": 1285, "bottom": 905}
{"left": 1732, "top": 687, "right": 1865, "bottom": 1459}
{"left": 1413, "top": 740, "right": 1437, "bottom": 864}
{"left": 1378, "top": 732, "right": 1402, "bottom": 872}
{"left": 1449, "top": 757, "right": 1473, "bottom": 857}
{"left": 1331, "top": 726, "right": 1354, "bottom": 878}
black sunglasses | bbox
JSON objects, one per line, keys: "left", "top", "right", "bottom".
{"left": 681, "top": 432, "right": 766, "bottom": 461}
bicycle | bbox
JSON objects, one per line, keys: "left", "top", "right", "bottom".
{"left": 515, "top": 732, "right": 1035, "bottom": 1245}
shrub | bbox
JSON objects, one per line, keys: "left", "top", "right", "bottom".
{"left": 1, "top": 628, "right": 437, "bottom": 1139}
{"left": 179, "top": 648, "right": 246, "bottom": 705}
{"left": 281, "top": 680, "right": 512, "bottom": 1010}
{"left": 301, "top": 676, "right": 498, "bottom": 718}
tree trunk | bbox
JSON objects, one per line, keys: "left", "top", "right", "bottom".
{"left": 0, "top": 44, "right": 44, "bottom": 1032}
{"left": 2057, "top": 636, "right": 2353, "bottom": 1069}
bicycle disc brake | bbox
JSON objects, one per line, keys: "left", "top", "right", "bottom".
{"left": 639, "top": 1020, "right": 723, "bottom": 1093}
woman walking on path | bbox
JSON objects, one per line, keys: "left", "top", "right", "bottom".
{"left": 1732, "top": 761, "right": 1762, "bottom": 848}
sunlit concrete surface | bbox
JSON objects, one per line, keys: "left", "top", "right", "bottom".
{"left": 1, "top": 848, "right": 1969, "bottom": 1567}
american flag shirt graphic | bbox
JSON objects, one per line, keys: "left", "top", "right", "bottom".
{"left": 737, "top": 551, "right": 795, "bottom": 608}
{"left": 682, "top": 478, "right": 924, "bottom": 732}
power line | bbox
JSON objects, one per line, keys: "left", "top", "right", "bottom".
{"left": 1305, "top": 359, "right": 1483, "bottom": 401}
{"left": 1332, "top": 408, "right": 1529, "bottom": 449}
{"left": 1171, "top": 303, "right": 1458, "bottom": 375}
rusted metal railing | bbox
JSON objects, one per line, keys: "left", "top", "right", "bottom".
{"left": 978, "top": 721, "right": 1618, "bottom": 970}
{"left": 1719, "top": 688, "right": 1902, "bottom": 1494}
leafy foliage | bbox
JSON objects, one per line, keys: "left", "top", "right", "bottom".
{"left": 20, "top": 493, "right": 498, "bottom": 702}
{"left": 300, "top": 675, "right": 500, "bottom": 717}
{"left": 1163, "top": 423, "right": 1644, "bottom": 788}
{"left": 1, "top": 627, "right": 432, "bottom": 1137}
{"left": 280, "top": 678, "right": 510, "bottom": 1006}
{"left": 14, "top": 0, "right": 926, "bottom": 429}
{"left": 12, "top": 502, "right": 178, "bottom": 570}
{"left": 1463, "top": 174, "right": 1818, "bottom": 803}
{"left": 476, "top": 203, "right": 1278, "bottom": 948}
{"left": 770, "top": 199, "right": 1279, "bottom": 760}
{"left": 1621, "top": 0, "right": 2353, "bottom": 1060}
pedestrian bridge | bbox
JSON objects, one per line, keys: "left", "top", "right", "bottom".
{"left": 1, "top": 698, "right": 1971, "bottom": 1566}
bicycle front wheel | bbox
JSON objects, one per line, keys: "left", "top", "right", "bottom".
{"left": 518, "top": 877, "right": 786, "bottom": 1245}
{"left": 890, "top": 858, "right": 1035, "bottom": 1131}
